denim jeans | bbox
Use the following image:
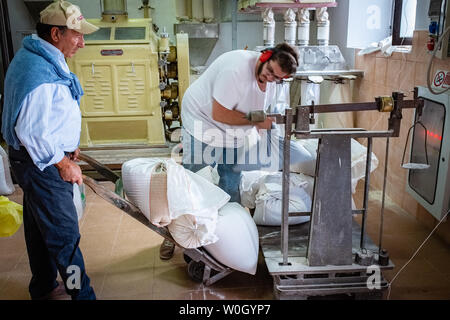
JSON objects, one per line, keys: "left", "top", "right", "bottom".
{"left": 181, "top": 127, "right": 314, "bottom": 203}
{"left": 181, "top": 129, "right": 244, "bottom": 203}
{"left": 9, "top": 146, "right": 96, "bottom": 300}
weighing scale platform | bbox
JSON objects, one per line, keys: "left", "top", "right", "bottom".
{"left": 258, "top": 220, "right": 395, "bottom": 299}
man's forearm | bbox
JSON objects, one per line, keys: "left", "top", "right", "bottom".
{"left": 212, "top": 100, "right": 254, "bottom": 126}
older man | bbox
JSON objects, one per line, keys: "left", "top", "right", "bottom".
{"left": 2, "top": 0, "right": 98, "bottom": 300}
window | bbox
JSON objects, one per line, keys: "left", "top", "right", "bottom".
{"left": 392, "top": 0, "right": 417, "bottom": 45}
{"left": 347, "top": 0, "right": 417, "bottom": 49}
{"left": 114, "top": 27, "right": 146, "bottom": 40}
{"left": 84, "top": 27, "right": 111, "bottom": 41}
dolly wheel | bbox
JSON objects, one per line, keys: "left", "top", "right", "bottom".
{"left": 183, "top": 253, "right": 192, "bottom": 264}
{"left": 187, "top": 260, "right": 205, "bottom": 283}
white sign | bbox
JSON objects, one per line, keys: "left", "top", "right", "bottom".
{"left": 433, "top": 70, "right": 450, "bottom": 89}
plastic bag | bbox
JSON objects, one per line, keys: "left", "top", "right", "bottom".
{"left": 73, "top": 183, "right": 86, "bottom": 221}
{"left": 0, "top": 196, "right": 23, "bottom": 237}
{"left": 0, "top": 146, "right": 15, "bottom": 195}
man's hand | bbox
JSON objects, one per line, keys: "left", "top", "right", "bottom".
{"left": 255, "top": 117, "right": 275, "bottom": 131}
{"left": 69, "top": 148, "right": 80, "bottom": 162}
{"left": 54, "top": 156, "right": 83, "bottom": 185}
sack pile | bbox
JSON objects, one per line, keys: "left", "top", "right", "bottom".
{"left": 122, "top": 159, "right": 260, "bottom": 274}
{"left": 240, "top": 138, "right": 379, "bottom": 226}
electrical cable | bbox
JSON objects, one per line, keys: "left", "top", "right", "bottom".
{"left": 386, "top": 208, "right": 450, "bottom": 299}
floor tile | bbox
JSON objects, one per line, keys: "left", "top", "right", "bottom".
{"left": 1, "top": 181, "right": 450, "bottom": 300}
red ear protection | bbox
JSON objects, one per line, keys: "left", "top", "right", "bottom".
{"left": 259, "top": 50, "right": 273, "bottom": 63}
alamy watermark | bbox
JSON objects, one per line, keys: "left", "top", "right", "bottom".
{"left": 66, "top": 265, "right": 81, "bottom": 290}
{"left": 366, "top": 265, "right": 382, "bottom": 290}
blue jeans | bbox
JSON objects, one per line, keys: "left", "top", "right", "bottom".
{"left": 182, "top": 130, "right": 243, "bottom": 203}
{"left": 9, "top": 147, "right": 96, "bottom": 300}
{"left": 181, "top": 128, "right": 314, "bottom": 203}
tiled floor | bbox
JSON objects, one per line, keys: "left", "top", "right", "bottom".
{"left": 0, "top": 181, "right": 449, "bottom": 300}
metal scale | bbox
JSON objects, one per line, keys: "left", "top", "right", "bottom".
{"left": 254, "top": 86, "right": 424, "bottom": 299}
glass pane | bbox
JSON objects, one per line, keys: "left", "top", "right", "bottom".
{"left": 115, "top": 27, "right": 146, "bottom": 40}
{"left": 84, "top": 27, "right": 111, "bottom": 41}
{"left": 409, "top": 98, "right": 445, "bottom": 204}
{"left": 400, "top": 0, "right": 417, "bottom": 38}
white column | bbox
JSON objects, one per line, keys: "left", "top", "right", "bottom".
{"left": 316, "top": 7, "right": 330, "bottom": 46}
{"left": 192, "top": 0, "right": 204, "bottom": 22}
{"left": 297, "top": 8, "right": 310, "bottom": 46}
{"left": 203, "top": 0, "right": 214, "bottom": 23}
{"left": 284, "top": 8, "right": 297, "bottom": 46}
{"left": 262, "top": 8, "right": 275, "bottom": 47}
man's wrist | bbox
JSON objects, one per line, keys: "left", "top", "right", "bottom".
{"left": 54, "top": 156, "right": 70, "bottom": 170}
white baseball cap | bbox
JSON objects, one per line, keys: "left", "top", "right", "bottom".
{"left": 40, "top": 0, "right": 99, "bottom": 34}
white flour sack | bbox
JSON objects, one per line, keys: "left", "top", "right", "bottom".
{"left": 253, "top": 172, "right": 313, "bottom": 226}
{"left": 239, "top": 170, "right": 271, "bottom": 209}
{"left": 204, "top": 202, "right": 259, "bottom": 275}
{"left": 122, "top": 158, "right": 230, "bottom": 248}
{"left": 289, "top": 138, "right": 379, "bottom": 193}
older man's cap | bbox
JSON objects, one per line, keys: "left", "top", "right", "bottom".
{"left": 40, "top": 0, "right": 99, "bottom": 34}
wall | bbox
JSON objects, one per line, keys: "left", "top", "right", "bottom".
{"left": 70, "top": 0, "right": 179, "bottom": 43}
{"left": 6, "top": 0, "right": 35, "bottom": 53}
{"left": 207, "top": 3, "right": 352, "bottom": 67}
{"left": 353, "top": 30, "right": 450, "bottom": 245}
{"left": 7, "top": 0, "right": 180, "bottom": 52}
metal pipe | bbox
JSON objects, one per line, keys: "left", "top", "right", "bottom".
{"left": 232, "top": 0, "right": 237, "bottom": 50}
{"left": 360, "top": 137, "right": 373, "bottom": 249}
{"left": 292, "top": 130, "right": 394, "bottom": 139}
{"left": 378, "top": 138, "right": 390, "bottom": 255}
{"left": 281, "top": 109, "right": 293, "bottom": 266}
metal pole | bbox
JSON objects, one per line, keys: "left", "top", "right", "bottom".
{"left": 232, "top": 0, "right": 238, "bottom": 50}
{"left": 378, "top": 137, "right": 390, "bottom": 254}
{"left": 360, "top": 137, "right": 372, "bottom": 249}
{"left": 281, "top": 109, "right": 292, "bottom": 265}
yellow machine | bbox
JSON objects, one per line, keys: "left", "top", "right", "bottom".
{"left": 67, "top": 0, "right": 190, "bottom": 148}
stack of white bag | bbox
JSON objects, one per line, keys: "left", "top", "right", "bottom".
{"left": 291, "top": 138, "right": 379, "bottom": 194}
{"left": 240, "top": 138, "right": 379, "bottom": 226}
{"left": 122, "top": 160, "right": 260, "bottom": 275}
{"left": 122, "top": 158, "right": 230, "bottom": 249}
{"left": 240, "top": 171, "right": 313, "bottom": 226}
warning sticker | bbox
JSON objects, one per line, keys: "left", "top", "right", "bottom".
{"left": 433, "top": 70, "right": 450, "bottom": 89}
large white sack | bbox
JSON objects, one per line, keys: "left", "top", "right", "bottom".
{"left": 122, "top": 158, "right": 164, "bottom": 222}
{"left": 239, "top": 171, "right": 271, "bottom": 209}
{"left": 239, "top": 129, "right": 316, "bottom": 174}
{"left": 290, "top": 138, "right": 379, "bottom": 193}
{"left": 195, "top": 165, "right": 219, "bottom": 186}
{"left": 122, "top": 158, "right": 229, "bottom": 221}
{"left": 166, "top": 165, "right": 222, "bottom": 249}
{"left": 167, "top": 214, "right": 218, "bottom": 248}
{"left": 73, "top": 183, "right": 86, "bottom": 221}
{"left": 253, "top": 172, "right": 312, "bottom": 226}
{"left": 0, "top": 146, "right": 15, "bottom": 195}
{"left": 122, "top": 158, "right": 230, "bottom": 248}
{"left": 204, "top": 202, "right": 259, "bottom": 275}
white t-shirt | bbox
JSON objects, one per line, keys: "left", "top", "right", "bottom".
{"left": 181, "top": 50, "right": 276, "bottom": 148}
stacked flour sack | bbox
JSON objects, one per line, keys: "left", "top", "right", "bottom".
{"left": 240, "top": 138, "right": 379, "bottom": 226}
{"left": 121, "top": 159, "right": 259, "bottom": 275}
